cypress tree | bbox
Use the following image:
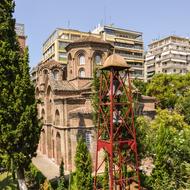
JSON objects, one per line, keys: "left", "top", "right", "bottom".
{"left": 57, "top": 159, "right": 66, "bottom": 190}
{"left": 0, "top": 0, "right": 41, "bottom": 189}
{"left": 103, "top": 155, "right": 109, "bottom": 190}
{"left": 75, "top": 137, "right": 93, "bottom": 190}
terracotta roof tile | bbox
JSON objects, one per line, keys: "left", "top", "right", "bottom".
{"left": 50, "top": 80, "right": 76, "bottom": 91}
{"left": 65, "top": 35, "right": 113, "bottom": 51}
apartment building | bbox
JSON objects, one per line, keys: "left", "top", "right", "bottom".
{"left": 15, "top": 23, "right": 26, "bottom": 50}
{"left": 42, "top": 25, "right": 144, "bottom": 80}
{"left": 42, "top": 28, "right": 100, "bottom": 64}
{"left": 92, "top": 25, "right": 144, "bottom": 80}
{"left": 145, "top": 36, "right": 190, "bottom": 81}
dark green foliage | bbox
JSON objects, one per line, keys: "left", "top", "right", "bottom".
{"left": 0, "top": 0, "right": 41, "bottom": 184}
{"left": 59, "top": 159, "right": 64, "bottom": 177}
{"left": 25, "top": 163, "right": 46, "bottom": 189}
{"left": 57, "top": 176, "right": 66, "bottom": 190}
{"left": 75, "top": 137, "right": 92, "bottom": 190}
{"left": 91, "top": 68, "right": 101, "bottom": 124}
{"left": 57, "top": 159, "right": 66, "bottom": 190}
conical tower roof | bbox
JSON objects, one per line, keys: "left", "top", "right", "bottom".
{"left": 101, "top": 54, "right": 130, "bottom": 70}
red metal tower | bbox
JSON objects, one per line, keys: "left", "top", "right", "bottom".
{"left": 94, "top": 54, "right": 141, "bottom": 190}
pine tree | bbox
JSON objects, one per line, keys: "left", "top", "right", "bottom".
{"left": 0, "top": 0, "right": 41, "bottom": 189}
{"left": 75, "top": 137, "right": 93, "bottom": 190}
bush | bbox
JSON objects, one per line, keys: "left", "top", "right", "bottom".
{"left": 25, "top": 163, "right": 46, "bottom": 189}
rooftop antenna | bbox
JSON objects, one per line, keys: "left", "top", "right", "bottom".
{"left": 109, "top": 16, "right": 113, "bottom": 26}
{"left": 104, "top": 6, "right": 107, "bottom": 25}
{"left": 67, "top": 20, "right": 70, "bottom": 29}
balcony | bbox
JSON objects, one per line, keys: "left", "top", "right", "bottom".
{"left": 147, "top": 66, "right": 155, "bottom": 72}
{"left": 162, "top": 63, "right": 187, "bottom": 69}
{"left": 119, "top": 53, "right": 143, "bottom": 60}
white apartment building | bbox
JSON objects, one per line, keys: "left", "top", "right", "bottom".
{"left": 145, "top": 36, "right": 190, "bottom": 81}
{"left": 92, "top": 25, "right": 144, "bottom": 80}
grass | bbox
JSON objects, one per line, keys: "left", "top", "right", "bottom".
{"left": 0, "top": 172, "right": 17, "bottom": 190}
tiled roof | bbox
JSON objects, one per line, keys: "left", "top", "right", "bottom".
{"left": 101, "top": 54, "right": 130, "bottom": 70}
{"left": 39, "top": 60, "right": 63, "bottom": 69}
{"left": 50, "top": 80, "right": 76, "bottom": 91}
{"left": 65, "top": 35, "right": 113, "bottom": 51}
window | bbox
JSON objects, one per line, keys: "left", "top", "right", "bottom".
{"left": 58, "top": 42, "right": 68, "bottom": 50}
{"left": 60, "top": 34, "right": 69, "bottom": 39}
{"left": 94, "top": 54, "right": 102, "bottom": 65}
{"left": 43, "top": 69, "right": 48, "bottom": 80}
{"left": 79, "top": 54, "right": 85, "bottom": 65}
{"left": 41, "top": 109, "right": 45, "bottom": 122}
{"left": 53, "top": 70, "right": 59, "bottom": 80}
{"left": 55, "top": 110, "right": 60, "bottom": 126}
{"left": 79, "top": 68, "right": 85, "bottom": 77}
{"left": 71, "top": 35, "right": 80, "bottom": 40}
{"left": 59, "top": 52, "right": 67, "bottom": 61}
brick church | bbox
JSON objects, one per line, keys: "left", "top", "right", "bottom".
{"left": 35, "top": 36, "right": 114, "bottom": 172}
{"left": 34, "top": 36, "right": 155, "bottom": 172}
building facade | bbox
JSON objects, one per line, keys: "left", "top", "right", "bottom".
{"left": 36, "top": 36, "right": 113, "bottom": 172}
{"left": 92, "top": 25, "right": 144, "bottom": 80}
{"left": 145, "top": 35, "right": 190, "bottom": 81}
{"left": 42, "top": 28, "right": 100, "bottom": 64}
{"left": 42, "top": 25, "right": 144, "bottom": 80}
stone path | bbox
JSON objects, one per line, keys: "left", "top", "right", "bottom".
{"left": 32, "top": 153, "right": 59, "bottom": 180}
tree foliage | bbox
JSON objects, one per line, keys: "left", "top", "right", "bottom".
{"left": 146, "top": 73, "right": 190, "bottom": 109}
{"left": 75, "top": 137, "right": 92, "bottom": 190}
{"left": 132, "top": 78, "right": 147, "bottom": 95}
{"left": 0, "top": 0, "right": 41, "bottom": 188}
{"left": 57, "top": 159, "right": 66, "bottom": 190}
{"left": 102, "top": 154, "right": 109, "bottom": 190}
{"left": 175, "top": 90, "right": 190, "bottom": 125}
{"left": 136, "top": 110, "right": 190, "bottom": 189}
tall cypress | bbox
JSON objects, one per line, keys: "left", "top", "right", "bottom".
{"left": 0, "top": 1, "right": 41, "bottom": 189}
{"left": 75, "top": 137, "right": 93, "bottom": 190}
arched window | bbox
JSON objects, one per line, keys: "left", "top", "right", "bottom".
{"left": 36, "top": 87, "right": 40, "bottom": 97}
{"left": 53, "top": 70, "right": 59, "bottom": 80}
{"left": 79, "top": 54, "right": 85, "bottom": 65}
{"left": 55, "top": 109, "right": 60, "bottom": 126}
{"left": 79, "top": 68, "right": 85, "bottom": 77}
{"left": 43, "top": 69, "right": 48, "bottom": 80}
{"left": 41, "top": 109, "right": 45, "bottom": 122}
{"left": 56, "top": 132, "right": 61, "bottom": 164}
{"left": 94, "top": 54, "right": 102, "bottom": 65}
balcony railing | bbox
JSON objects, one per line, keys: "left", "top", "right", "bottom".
{"left": 119, "top": 53, "right": 143, "bottom": 60}
{"left": 162, "top": 63, "right": 187, "bottom": 69}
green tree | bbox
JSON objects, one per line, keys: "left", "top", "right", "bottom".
{"left": 75, "top": 137, "right": 92, "bottom": 190}
{"left": 175, "top": 90, "right": 190, "bottom": 125}
{"left": 146, "top": 73, "right": 190, "bottom": 109}
{"left": 0, "top": 0, "right": 41, "bottom": 189}
{"left": 57, "top": 159, "right": 66, "bottom": 190}
{"left": 132, "top": 78, "right": 147, "bottom": 95}
{"left": 102, "top": 154, "right": 109, "bottom": 190}
{"left": 136, "top": 110, "right": 190, "bottom": 189}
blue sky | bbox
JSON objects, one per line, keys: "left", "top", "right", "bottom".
{"left": 14, "top": 0, "right": 190, "bottom": 68}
